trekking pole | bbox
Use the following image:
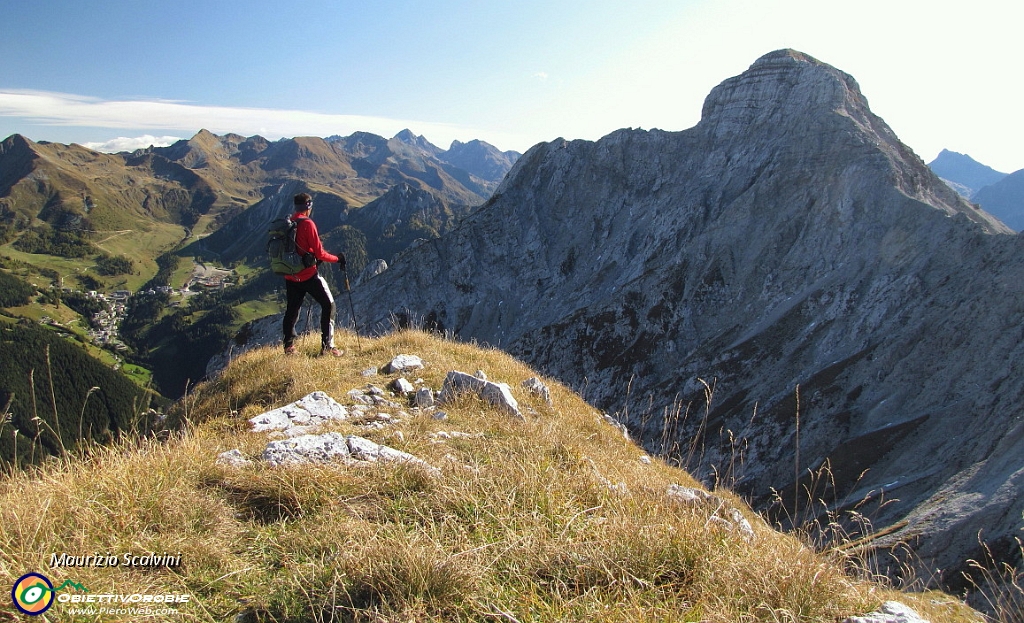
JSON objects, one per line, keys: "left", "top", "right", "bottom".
{"left": 341, "top": 264, "right": 362, "bottom": 353}
{"left": 303, "top": 298, "right": 313, "bottom": 334}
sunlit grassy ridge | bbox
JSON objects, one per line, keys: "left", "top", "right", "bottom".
{"left": 0, "top": 329, "right": 981, "bottom": 622}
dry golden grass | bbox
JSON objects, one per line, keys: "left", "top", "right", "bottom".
{"left": 0, "top": 329, "right": 984, "bottom": 622}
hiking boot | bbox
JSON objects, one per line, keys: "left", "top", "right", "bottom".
{"left": 319, "top": 347, "right": 344, "bottom": 358}
{"left": 284, "top": 345, "right": 297, "bottom": 355}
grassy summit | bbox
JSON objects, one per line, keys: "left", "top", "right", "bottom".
{"left": 0, "top": 330, "right": 980, "bottom": 622}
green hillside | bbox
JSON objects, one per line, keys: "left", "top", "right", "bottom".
{"left": 0, "top": 319, "right": 159, "bottom": 468}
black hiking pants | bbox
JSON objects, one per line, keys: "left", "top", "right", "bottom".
{"left": 283, "top": 273, "right": 336, "bottom": 350}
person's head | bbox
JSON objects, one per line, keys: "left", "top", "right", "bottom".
{"left": 294, "top": 193, "right": 313, "bottom": 214}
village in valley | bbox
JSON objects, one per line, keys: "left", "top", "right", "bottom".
{"left": 40, "top": 261, "right": 237, "bottom": 355}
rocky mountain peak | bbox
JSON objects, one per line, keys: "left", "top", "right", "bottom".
{"left": 0, "top": 134, "right": 43, "bottom": 171}
{"left": 393, "top": 129, "right": 442, "bottom": 155}
{"left": 340, "top": 50, "right": 1024, "bottom": 590}
{"left": 157, "top": 129, "right": 235, "bottom": 169}
{"left": 698, "top": 49, "right": 869, "bottom": 140}
{"left": 0, "top": 134, "right": 40, "bottom": 199}
{"left": 928, "top": 149, "right": 1008, "bottom": 198}
{"left": 1, "top": 133, "right": 37, "bottom": 154}
{"left": 330, "top": 131, "right": 392, "bottom": 162}
{"left": 443, "top": 139, "right": 521, "bottom": 182}
{"left": 691, "top": 49, "right": 1004, "bottom": 231}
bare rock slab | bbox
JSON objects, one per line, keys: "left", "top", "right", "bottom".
{"left": 249, "top": 391, "right": 349, "bottom": 433}
{"left": 261, "top": 431, "right": 438, "bottom": 475}
{"left": 384, "top": 354, "right": 424, "bottom": 374}
{"left": 842, "top": 601, "right": 929, "bottom": 623}
{"left": 440, "top": 370, "right": 523, "bottom": 419}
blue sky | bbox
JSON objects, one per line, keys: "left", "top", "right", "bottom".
{"left": 1, "top": 0, "right": 1021, "bottom": 171}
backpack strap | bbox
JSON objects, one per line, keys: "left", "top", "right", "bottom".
{"left": 290, "top": 216, "right": 311, "bottom": 256}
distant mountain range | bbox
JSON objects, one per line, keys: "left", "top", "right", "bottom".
{"left": 0, "top": 128, "right": 520, "bottom": 282}
{"left": 927, "top": 148, "right": 1024, "bottom": 231}
{"left": 174, "top": 130, "right": 521, "bottom": 273}
{"left": 0, "top": 127, "right": 521, "bottom": 419}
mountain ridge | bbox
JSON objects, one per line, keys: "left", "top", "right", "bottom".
{"left": 0, "top": 128, "right": 521, "bottom": 280}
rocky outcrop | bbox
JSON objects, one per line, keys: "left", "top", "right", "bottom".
{"left": 221, "top": 387, "right": 436, "bottom": 472}
{"left": 341, "top": 50, "right": 1024, "bottom": 588}
{"left": 248, "top": 390, "right": 349, "bottom": 433}
{"left": 842, "top": 601, "right": 930, "bottom": 623}
{"left": 666, "top": 484, "right": 755, "bottom": 540}
{"left": 218, "top": 358, "right": 535, "bottom": 472}
{"left": 383, "top": 354, "right": 425, "bottom": 374}
{"left": 439, "top": 370, "right": 523, "bottom": 419}
{"left": 260, "top": 432, "right": 436, "bottom": 472}
{"left": 358, "top": 258, "right": 389, "bottom": 285}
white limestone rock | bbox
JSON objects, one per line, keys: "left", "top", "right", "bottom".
{"left": 440, "top": 370, "right": 522, "bottom": 419}
{"left": 249, "top": 391, "right": 349, "bottom": 433}
{"left": 261, "top": 432, "right": 438, "bottom": 475}
{"left": 216, "top": 449, "right": 253, "bottom": 468}
{"left": 384, "top": 354, "right": 424, "bottom": 374}
{"left": 843, "top": 601, "right": 929, "bottom": 623}
{"left": 358, "top": 259, "right": 389, "bottom": 285}
{"left": 521, "top": 377, "right": 552, "bottom": 406}
{"left": 391, "top": 377, "right": 416, "bottom": 395}
{"left": 262, "top": 432, "right": 352, "bottom": 466}
{"left": 667, "top": 484, "right": 755, "bottom": 541}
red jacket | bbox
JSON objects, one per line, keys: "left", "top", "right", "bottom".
{"left": 284, "top": 213, "right": 338, "bottom": 282}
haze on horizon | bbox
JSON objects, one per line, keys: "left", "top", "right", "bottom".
{"left": 0, "top": 0, "right": 1021, "bottom": 172}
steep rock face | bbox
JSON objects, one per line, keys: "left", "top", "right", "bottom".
{"left": 347, "top": 50, "right": 1024, "bottom": 585}
{"left": 0, "top": 134, "right": 40, "bottom": 199}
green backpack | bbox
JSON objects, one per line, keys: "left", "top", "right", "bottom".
{"left": 267, "top": 216, "right": 314, "bottom": 275}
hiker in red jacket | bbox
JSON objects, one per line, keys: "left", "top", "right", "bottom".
{"left": 282, "top": 192, "right": 346, "bottom": 357}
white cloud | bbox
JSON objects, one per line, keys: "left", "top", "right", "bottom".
{"left": 0, "top": 89, "right": 537, "bottom": 153}
{"left": 82, "top": 135, "right": 183, "bottom": 153}
{"left": 533, "top": 72, "right": 549, "bottom": 80}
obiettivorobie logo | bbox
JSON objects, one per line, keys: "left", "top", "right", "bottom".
{"left": 11, "top": 573, "right": 86, "bottom": 615}
{"left": 11, "top": 571, "right": 191, "bottom": 617}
